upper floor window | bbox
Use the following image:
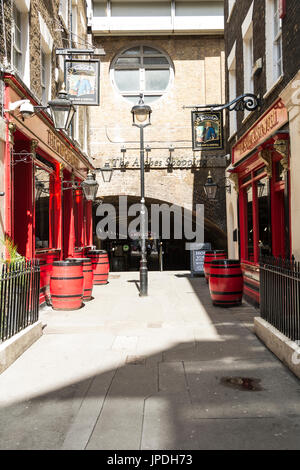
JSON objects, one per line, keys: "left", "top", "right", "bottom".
{"left": 40, "top": 50, "right": 51, "bottom": 105}
{"left": 242, "top": 2, "right": 254, "bottom": 119}
{"left": 12, "top": 1, "right": 30, "bottom": 85}
{"left": 265, "top": 0, "right": 283, "bottom": 92}
{"left": 41, "top": 51, "right": 47, "bottom": 104}
{"left": 228, "top": 42, "right": 237, "bottom": 137}
{"left": 39, "top": 12, "right": 53, "bottom": 105}
{"left": 111, "top": 45, "right": 173, "bottom": 104}
{"left": 273, "top": 0, "right": 283, "bottom": 80}
{"left": 13, "top": 5, "right": 22, "bottom": 73}
{"left": 59, "top": 0, "right": 68, "bottom": 28}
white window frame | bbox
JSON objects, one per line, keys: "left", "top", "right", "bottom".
{"left": 59, "top": 0, "right": 69, "bottom": 29}
{"left": 12, "top": 5, "right": 22, "bottom": 74}
{"left": 72, "top": 3, "right": 78, "bottom": 46}
{"left": 228, "top": 41, "right": 237, "bottom": 138}
{"left": 110, "top": 44, "right": 174, "bottom": 104}
{"left": 39, "top": 13, "right": 53, "bottom": 105}
{"left": 242, "top": 2, "right": 254, "bottom": 121}
{"left": 12, "top": 1, "right": 30, "bottom": 85}
{"left": 265, "top": 0, "right": 283, "bottom": 95}
{"left": 272, "top": 0, "right": 283, "bottom": 82}
{"left": 41, "top": 50, "right": 47, "bottom": 104}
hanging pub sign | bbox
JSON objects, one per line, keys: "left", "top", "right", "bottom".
{"left": 192, "top": 110, "right": 224, "bottom": 151}
{"left": 64, "top": 59, "right": 100, "bottom": 106}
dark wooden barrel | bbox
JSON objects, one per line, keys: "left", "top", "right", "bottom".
{"left": 209, "top": 259, "right": 243, "bottom": 307}
{"left": 67, "top": 258, "right": 93, "bottom": 301}
{"left": 204, "top": 250, "right": 227, "bottom": 283}
{"left": 50, "top": 260, "right": 84, "bottom": 310}
{"left": 87, "top": 250, "right": 110, "bottom": 285}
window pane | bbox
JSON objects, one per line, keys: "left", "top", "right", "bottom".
{"left": 35, "top": 167, "right": 50, "bottom": 249}
{"left": 114, "top": 69, "right": 140, "bottom": 91}
{"left": 113, "top": 45, "right": 172, "bottom": 103}
{"left": 246, "top": 186, "right": 254, "bottom": 262}
{"left": 145, "top": 69, "right": 170, "bottom": 91}
{"left": 143, "top": 46, "right": 163, "bottom": 55}
{"left": 122, "top": 46, "right": 141, "bottom": 56}
{"left": 13, "top": 49, "right": 22, "bottom": 72}
{"left": 143, "top": 56, "right": 169, "bottom": 65}
{"left": 258, "top": 177, "right": 271, "bottom": 256}
{"left": 41, "top": 53, "right": 46, "bottom": 84}
{"left": 116, "top": 57, "right": 141, "bottom": 65}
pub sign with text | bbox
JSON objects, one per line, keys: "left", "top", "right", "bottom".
{"left": 192, "top": 110, "right": 224, "bottom": 151}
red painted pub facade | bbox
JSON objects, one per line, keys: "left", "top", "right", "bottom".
{"left": 3, "top": 73, "right": 95, "bottom": 304}
{"left": 229, "top": 99, "right": 290, "bottom": 306}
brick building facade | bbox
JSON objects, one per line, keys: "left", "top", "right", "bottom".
{"left": 224, "top": 0, "right": 300, "bottom": 305}
{"left": 0, "top": 0, "right": 95, "bottom": 303}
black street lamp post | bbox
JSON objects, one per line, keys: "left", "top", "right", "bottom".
{"left": 131, "top": 94, "right": 152, "bottom": 297}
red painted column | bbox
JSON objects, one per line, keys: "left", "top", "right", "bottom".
{"left": 62, "top": 169, "right": 76, "bottom": 259}
{"left": 4, "top": 85, "right": 13, "bottom": 244}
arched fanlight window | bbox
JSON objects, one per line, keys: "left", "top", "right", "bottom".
{"left": 111, "top": 45, "right": 173, "bottom": 104}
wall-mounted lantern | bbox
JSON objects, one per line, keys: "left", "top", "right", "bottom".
{"left": 100, "top": 163, "right": 114, "bottom": 183}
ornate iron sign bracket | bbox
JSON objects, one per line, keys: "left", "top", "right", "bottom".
{"left": 183, "top": 94, "right": 261, "bottom": 112}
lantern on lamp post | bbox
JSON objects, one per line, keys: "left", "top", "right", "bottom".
{"left": 131, "top": 94, "right": 152, "bottom": 297}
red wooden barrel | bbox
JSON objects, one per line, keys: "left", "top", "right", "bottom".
{"left": 67, "top": 258, "right": 93, "bottom": 301}
{"left": 50, "top": 261, "right": 84, "bottom": 310}
{"left": 209, "top": 259, "right": 243, "bottom": 307}
{"left": 204, "top": 250, "right": 227, "bottom": 283}
{"left": 87, "top": 250, "right": 109, "bottom": 285}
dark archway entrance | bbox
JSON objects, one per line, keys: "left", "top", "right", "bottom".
{"left": 92, "top": 196, "right": 227, "bottom": 272}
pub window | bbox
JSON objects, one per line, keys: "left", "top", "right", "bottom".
{"left": 246, "top": 185, "right": 254, "bottom": 262}
{"left": 257, "top": 176, "right": 271, "bottom": 257}
{"left": 35, "top": 163, "right": 53, "bottom": 249}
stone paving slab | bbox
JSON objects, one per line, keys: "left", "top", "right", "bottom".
{"left": 0, "top": 271, "right": 299, "bottom": 450}
{"left": 85, "top": 365, "right": 157, "bottom": 450}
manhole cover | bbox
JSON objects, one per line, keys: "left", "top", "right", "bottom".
{"left": 220, "top": 377, "right": 263, "bottom": 392}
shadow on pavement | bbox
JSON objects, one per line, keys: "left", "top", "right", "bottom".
{"left": 0, "top": 275, "right": 299, "bottom": 450}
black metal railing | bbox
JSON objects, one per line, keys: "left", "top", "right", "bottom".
{"left": 260, "top": 256, "right": 300, "bottom": 341}
{"left": 0, "top": 260, "right": 40, "bottom": 343}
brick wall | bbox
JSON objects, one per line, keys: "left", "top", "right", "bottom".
{"left": 224, "top": 0, "right": 300, "bottom": 148}
{"left": 89, "top": 34, "right": 228, "bottom": 238}
{"left": 0, "top": 0, "right": 89, "bottom": 154}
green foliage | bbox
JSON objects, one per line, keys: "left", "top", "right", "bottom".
{"left": 1, "top": 236, "right": 25, "bottom": 264}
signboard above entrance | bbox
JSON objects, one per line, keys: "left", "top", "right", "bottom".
{"left": 232, "top": 99, "right": 288, "bottom": 165}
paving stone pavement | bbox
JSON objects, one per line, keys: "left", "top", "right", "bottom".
{"left": 0, "top": 271, "right": 299, "bottom": 450}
